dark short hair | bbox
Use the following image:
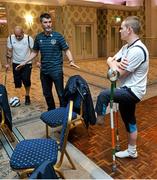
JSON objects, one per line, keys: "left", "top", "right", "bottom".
{"left": 40, "top": 13, "right": 51, "bottom": 22}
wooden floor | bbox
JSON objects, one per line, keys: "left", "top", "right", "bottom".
{"left": 1, "top": 58, "right": 157, "bottom": 179}
{"left": 68, "top": 96, "right": 157, "bottom": 179}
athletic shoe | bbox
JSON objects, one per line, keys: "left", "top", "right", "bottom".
{"left": 115, "top": 149, "right": 138, "bottom": 158}
{"left": 25, "top": 95, "right": 31, "bottom": 105}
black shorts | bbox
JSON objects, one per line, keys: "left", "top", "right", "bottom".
{"left": 12, "top": 63, "right": 32, "bottom": 88}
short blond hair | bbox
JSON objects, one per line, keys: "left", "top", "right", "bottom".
{"left": 123, "top": 16, "right": 141, "bottom": 34}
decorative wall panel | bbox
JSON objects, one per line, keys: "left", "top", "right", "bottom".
{"left": 97, "top": 7, "right": 145, "bottom": 57}
{"left": 61, "top": 5, "right": 97, "bottom": 55}
{"left": 6, "top": 2, "right": 55, "bottom": 37}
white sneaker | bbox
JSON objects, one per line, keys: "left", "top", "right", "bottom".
{"left": 115, "top": 149, "right": 138, "bottom": 158}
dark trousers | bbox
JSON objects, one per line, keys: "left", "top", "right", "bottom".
{"left": 95, "top": 87, "right": 140, "bottom": 132}
{"left": 40, "top": 72, "right": 64, "bottom": 111}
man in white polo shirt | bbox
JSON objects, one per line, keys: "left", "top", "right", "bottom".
{"left": 5, "top": 26, "right": 34, "bottom": 105}
{"left": 95, "top": 16, "right": 149, "bottom": 159}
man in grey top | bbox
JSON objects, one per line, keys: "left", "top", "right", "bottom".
{"left": 95, "top": 16, "right": 149, "bottom": 158}
{"left": 5, "top": 26, "right": 34, "bottom": 105}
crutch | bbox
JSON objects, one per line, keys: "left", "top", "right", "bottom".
{"left": 107, "top": 68, "right": 119, "bottom": 172}
{"left": 114, "top": 83, "right": 120, "bottom": 152}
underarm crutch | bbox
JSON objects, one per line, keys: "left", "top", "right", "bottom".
{"left": 107, "top": 68, "right": 119, "bottom": 172}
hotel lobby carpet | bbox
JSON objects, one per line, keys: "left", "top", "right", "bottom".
{"left": 1, "top": 58, "right": 157, "bottom": 178}
{"left": 68, "top": 96, "right": 157, "bottom": 179}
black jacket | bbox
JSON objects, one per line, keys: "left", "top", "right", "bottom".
{"left": 63, "top": 75, "right": 96, "bottom": 128}
{"left": 0, "top": 84, "right": 12, "bottom": 131}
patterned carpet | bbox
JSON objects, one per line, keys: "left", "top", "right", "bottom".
{"left": 1, "top": 59, "right": 157, "bottom": 178}
{"left": 68, "top": 96, "right": 157, "bottom": 179}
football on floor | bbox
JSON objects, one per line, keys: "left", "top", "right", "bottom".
{"left": 9, "top": 97, "right": 20, "bottom": 107}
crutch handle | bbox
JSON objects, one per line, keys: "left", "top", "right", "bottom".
{"left": 107, "top": 68, "right": 119, "bottom": 82}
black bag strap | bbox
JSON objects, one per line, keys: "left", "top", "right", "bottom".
{"left": 28, "top": 35, "right": 31, "bottom": 49}
{"left": 133, "top": 45, "right": 147, "bottom": 64}
{"left": 10, "top": 35, "right": 31, "bottom": 49}
{"left": 9, "top": 35, "right": 12, "bottom": 47}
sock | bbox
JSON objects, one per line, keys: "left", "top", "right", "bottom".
{"left": 128, "top": 144, "right": 137, "bottom": 154}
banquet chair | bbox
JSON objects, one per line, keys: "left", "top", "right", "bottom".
{"left": 10, "top": 101, "right": 76, "bottom": 178}
{"left": 40, "top": 75, "right": 94, "bottom": 138}
{"left": 41, "top": 100, "right": 84, "bottom": 138}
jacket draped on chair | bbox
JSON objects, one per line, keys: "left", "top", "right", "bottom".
{"left": 63, "top": 75, "right": 96, "bottom": 128}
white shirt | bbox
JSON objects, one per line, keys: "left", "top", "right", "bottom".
{"left": 114, "top": 40, "right": 149, "bottom": 100}
{"left": 7, "top": 34, "right": 34, "bottom": 64}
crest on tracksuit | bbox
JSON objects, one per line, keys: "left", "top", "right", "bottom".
{"left": 51, "top": 39, "right": 56, "bottom": 45}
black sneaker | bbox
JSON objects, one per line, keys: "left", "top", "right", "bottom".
{"left": 25, "top": 95, "right": 31, "bottom": 105}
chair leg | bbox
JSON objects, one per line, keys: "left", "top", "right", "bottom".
{"left": 0, "top": 124, "right": 16, "bottom": 143}
{"left": 20, "top": 172, "right": 28, "bottom": 179}
{"left": 46, "top": 125, "right": 49, "bottom": 138}
{"left": 17, "top": 168, "right": 34, "bottom": 179}
{"left": 54, "top": 168, "right": 65, "bottom": 179}
{"left": 65, "top": 150, "right": 76, "bottom": 170}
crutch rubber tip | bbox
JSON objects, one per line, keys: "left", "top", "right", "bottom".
{"left": 112, "top": 164, "right": 117, "bottom": 172}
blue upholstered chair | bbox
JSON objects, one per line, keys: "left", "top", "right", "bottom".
{"left": 40, "top": 75, "right": 90, "bottom": 138}
{"left": 10, "top": 101, "right": 76, "bottom": 178}
{"left": 40, "top": 103, "right": 84, "bottom": 138}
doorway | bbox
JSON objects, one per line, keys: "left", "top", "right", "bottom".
{"left": 108, "top": 25, "right": 122, "bottom": 56}
{"left": 74, "top": 24, "right": 94, "bottom": 59}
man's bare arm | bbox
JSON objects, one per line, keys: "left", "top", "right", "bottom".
{"left": 16, "top": 50, "right": 38, "bottom": 70}
{"left": 5, "top": 48, "right": 12, "bottom": 69}
{"left": 65, "top": 49, "right": 80, "bottom": 69}
{"left": 107, "top": 56, "right": 129, "bottom": 78}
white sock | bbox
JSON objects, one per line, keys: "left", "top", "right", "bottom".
{"left": 128, "top": 144, "right": 137, "bottom": 154}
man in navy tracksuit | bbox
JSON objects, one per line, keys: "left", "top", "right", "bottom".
{"left": 16, "top": 13, "right": 79, "bottom": 111}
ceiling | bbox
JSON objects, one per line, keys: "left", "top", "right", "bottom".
{"left": 0, "top": 0, "right": 143, "bottom": 6}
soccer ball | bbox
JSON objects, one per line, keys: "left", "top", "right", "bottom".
{"left": 9, "top": 97, "right": 20, "bottom": 107}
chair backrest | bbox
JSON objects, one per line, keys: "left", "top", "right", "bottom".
{"left": 59, "top": 100, "right": 73, "bottom": 162}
